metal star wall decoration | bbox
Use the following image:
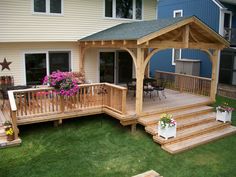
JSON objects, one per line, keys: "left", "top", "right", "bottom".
{"left": 0, "top": 58, "right": 12, "bottom": 71}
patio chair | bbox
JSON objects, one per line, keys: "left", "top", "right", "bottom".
{"left": 143, "top": 78, "right": 156, "bottom": 99}
{"left": 126, "top": 78, "right": 136, "bottom": 97}
{"left": 153, "top": 80, "right": 167, "bottom": 99}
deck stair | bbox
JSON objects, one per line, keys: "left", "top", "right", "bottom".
{"left": 0, "top": 110, "right": 21, "bottom": 148}
{"left": 138, "top": 105, "right": 236, "bottom": 154}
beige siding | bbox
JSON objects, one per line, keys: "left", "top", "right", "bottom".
{"left": 0, "top": 42, "right": 80, "bottom": 85}
{"left": 84, "top": 48, "right": 99, "bottom": 83}
{"left": 0, "top": 0, "right": 157, "bottom": 42}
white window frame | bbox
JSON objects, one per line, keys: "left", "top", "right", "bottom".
{"left": 173, "top": 9, "right": 183, "bottom": 18}
{"left": 172, "top": 9, "right": 183, "bottom": 65}
{"left": 23, "top": 49, "right": 72, "bottom": 85}
{"left": 32, "top": 0, "right": 64, "bottom": 16}
{"left": 104, "top": 0, "right": 143, "bottom": 20}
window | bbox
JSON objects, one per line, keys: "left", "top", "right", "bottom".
{"left": 25, "top": 53, "right": 47, "bottom": 85}
{"left": 105, "top": 0, "right": 142, "bottom": 20}
{"left": 25, "top": 51, "right": 71, "bottom": 85}
{"left": 49, "top": 52, "right": 70, "bottom": 73}
{"left": 172, "top": 10, "right": 183, "bottom": 65}
{"left": 33, "top": 0, "right": 63, "bottom": 15}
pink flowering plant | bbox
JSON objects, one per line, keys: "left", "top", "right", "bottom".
{"left": 159, "top": 113, "right": 176, "bottom": 128}
{"left": 216, "top": 102, "right": 234, "bottom": 113}
{"left": 43, "top": 71, "right": 80, "bottom": 96}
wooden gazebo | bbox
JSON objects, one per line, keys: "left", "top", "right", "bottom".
{"left": 79, "top": 16, "right": 229, "bottom": 116}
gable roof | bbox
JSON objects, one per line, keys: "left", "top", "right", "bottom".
{"left": 80, "top": 16, "right": 229, "bottom": 48}
{"left": 80, "top": 16, "right": 191, "bottom": 41}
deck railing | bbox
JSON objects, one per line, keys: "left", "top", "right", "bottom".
{"left": 8, "top": 83, "right": 127, "bottom": 138}
{"left": 155, "top": 71, "right": 211, "bottom": 96}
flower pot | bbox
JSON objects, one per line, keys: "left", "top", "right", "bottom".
{"left": 216, "top": 110, "right": 232, "bottom": 123}
{"left": 6, "top": 134, "right": 14, "bottom": 141}
{"left": 158, "top": 121, "right": 177, "bottom": 140}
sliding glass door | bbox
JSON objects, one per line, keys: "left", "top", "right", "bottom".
{"left": 100, "top": 52, "right": 115, "bottom": 83}
{"left": 99, "top": 51, "right": 133, "bottom": 84}
{"left": 25, "top": 51, "right": 71, "bottom": 85}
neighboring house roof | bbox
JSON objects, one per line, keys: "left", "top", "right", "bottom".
{"left": 213, "top": 0, "right": 226, "bottom": 9}
{"left": 80, "top": 16, "right": 229, "bottom": 47}
{"left": 81, "top": 16, "right": 191, "bottom": 41}
{"left": 219, "top": 0, "right": 236, "bottom": 5}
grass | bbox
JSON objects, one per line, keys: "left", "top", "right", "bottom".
{"left": 0, "top": 96, "right": 236, "bottom": 177}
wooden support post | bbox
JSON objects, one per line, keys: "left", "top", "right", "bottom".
{"left": 54, "top": 119, "right": 62, "bottom": 127}
{"left": 131, "top": 124, "right": 137, "bottom": 133}
{"left": 183, "top": 25, "right": 190, "bottom": 48}
{"left": 135, "top": 48, "right": 144, "bottom": 115}
{"left": 79, "top": 45, "right": 85, "bottom": 72}
{"left": 210, "top": 50, "right": 220, "bottom": 102}
{"left": 11, "top": 111, "right": 19, "bottom": 140}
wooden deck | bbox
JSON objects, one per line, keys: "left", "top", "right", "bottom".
{"left": 1, "top": 83, "right": 236, "bottom": 153}
{"left": 126, "top": 89, "right": 212, "bottom": 116}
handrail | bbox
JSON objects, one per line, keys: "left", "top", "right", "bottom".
{"left": 8, "top": 83, "right": 127, "bottom": 122}
{"left": 156, "top": 70, "right": 212, "bottom": 81}
{"left": 155, "top": 70, "right": 211, "bottom": 96}
{"left": 8, "top": 90, "right": 17, "bottom": 111}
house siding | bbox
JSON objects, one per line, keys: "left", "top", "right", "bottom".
{"left": 151, "top": 0, "right": 220, "bottom": 78}
{"left": 0, "top": 0, "right": 156, "bottom": 85}
{"left": 0, "top": 42, "right": 80, "bottom": 85}
{"left": 0, "top": 0, "right": 157, "bottom": 42}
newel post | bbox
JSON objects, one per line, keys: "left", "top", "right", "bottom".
{"left": 11, "top": 111, "right": 19, "bottom": 139}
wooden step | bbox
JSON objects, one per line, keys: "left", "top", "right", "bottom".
{"left": 145, "top": 112, "right": 216, "bottom": 135}
{"left": 0, "top": 128, "right": 5, "bottom": 138}
{"left": 153, "top": 121, "right": 229, "bottom": 145}
{"left": 140, "top": 100, "right": 213, "bottom": 117}
{"left": 138, "top": 106, "right": 213, "bottom": 126}
{"left": 177, "top": 112, "right": 216, "bottom": 130}
{"left": 162, "top": 126, "right": 236, "bottom": 154}
{"left": 0, "top": 137, "right": 22, "bottom": 148}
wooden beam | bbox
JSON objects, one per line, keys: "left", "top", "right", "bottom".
{"left": 192, "top": 17, "right": 230, "bottom": 47}
{"left": 183, "top": 25, "right": 190, "bottom": 48}
{"left": 137, "top": 17, "right": 194, "bottom": 45}
{"left": 79, "top": 45, "right": 86, "bottom": 72}
{"left": 140, "top": 40, "right": 224, "bottom": 50}
{"left": 189, "top": 30, "right": 199, "bottom": 42}
{"left": 135, "top": 48, "right": 144, "bottom": 115}
{"left": 210, "top": 50, "right": 220, "bottom": 101}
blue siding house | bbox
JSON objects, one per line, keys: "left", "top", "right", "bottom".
{"left": 151, "top": 0, "right": 236, "bottom": 86}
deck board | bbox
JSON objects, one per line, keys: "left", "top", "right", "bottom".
{"left": 126, "top": 89, "right": 211, "bottom": 116}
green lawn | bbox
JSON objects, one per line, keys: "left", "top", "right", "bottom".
{"left": 1, "top": 96, "right": 236, "bottom": 177}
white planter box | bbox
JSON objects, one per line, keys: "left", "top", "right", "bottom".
{"left": 158, "top": 121, "right": 177, "bottom": 140}
{"left": 216, "top": 110, "right": 232, "bottom": 123}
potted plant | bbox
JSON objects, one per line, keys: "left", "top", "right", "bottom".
{"left": 216, "top": 102, "right": 234, "bottom": 123}
{"left": 158, "top": 113, "right": 177, "bottom": 140}
{"left": 43, "top": 71, "right": 80, "bottom": 96}
{"left": 5, "top": 127, "right": 14, "bottom": 141}
{"left": 3, "top": 120, "right": 12, "bottom": 129}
